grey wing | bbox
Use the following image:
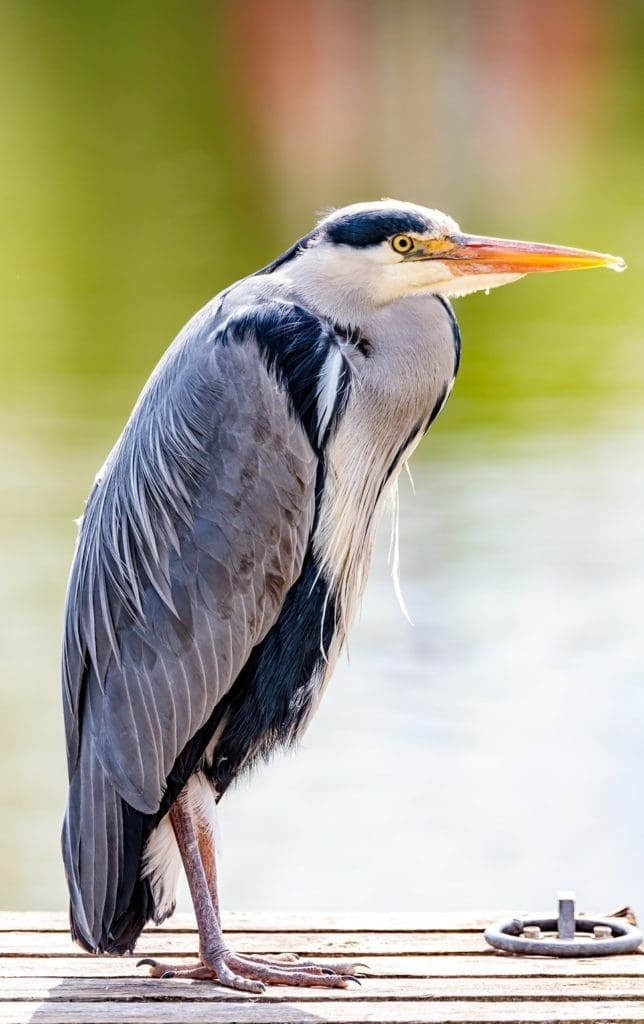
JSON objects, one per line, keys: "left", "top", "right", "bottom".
{"left": 63, "top": 310, "right": 318, "bottom": 817}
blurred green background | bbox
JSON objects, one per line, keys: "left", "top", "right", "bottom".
{"left": 1, "top": 0, "right": 642, "bottom": 915}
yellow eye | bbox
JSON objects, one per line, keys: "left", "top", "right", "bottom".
{"left": 391, "top": 234, "right": 414, "bottom": 254}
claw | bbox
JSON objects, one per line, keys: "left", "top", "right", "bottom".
{"left": 344, "top": 975, "right": 362, "bottom": 986}
{"left": 136, "top": 959, "right": 157, "bottom": 968}
{"left": 161, "top": 971, "right": 176, "bottom": 979}
{"left": 317, "top": 959, "right": 370, "bottom": 975}
{"left": 242, "top": 980, "right": 265, "bottom": 994}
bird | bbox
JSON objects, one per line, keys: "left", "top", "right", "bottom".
{"left": 61, "top": 199, "right": 624, "bottom": 992}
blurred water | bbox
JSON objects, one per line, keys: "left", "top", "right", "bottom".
{"left": 217, "top": 431, "right": 644, "bottom": 916}
{"left": 2, "top": 421, "right": 642, "bottom": 915}
{"left": 1, "top": 0, "right": 643, "bottom": 919}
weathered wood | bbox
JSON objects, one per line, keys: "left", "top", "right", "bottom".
{"left": 0, "top": 911, "right": 519, "bottom": 933}
{"left": 6, "top": 974, "right": 644, "bottom": 1000}
{"left": 2, "top": 953, "right": 644, "bottom": 979}
{"left": 2, "top": 911, "right": 644, "bottom": 1024}
{"left": 0, "top": 930, "right": 493, "bottom": 957}
{"left": 3, "top": 999, "right": 644, "bottom": 1023}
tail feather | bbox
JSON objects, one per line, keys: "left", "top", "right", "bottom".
{"left": 62, "top": 730, "right": 155, "bottom": 954}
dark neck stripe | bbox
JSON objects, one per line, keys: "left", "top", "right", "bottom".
{"left": 377, "top": 417, "right": 426, "bottom": 505}
{"left": 334, "top": 322, "right": 372, "bottom": 357}
{"left": 436, "top": 295, "right": 462, "bottom": 375}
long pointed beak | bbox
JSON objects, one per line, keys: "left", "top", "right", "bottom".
{"left": 435, "top": 234, "right": 626, "bottom": 276}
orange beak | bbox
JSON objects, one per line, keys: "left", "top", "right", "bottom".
{"left": 418, "top": 234, "right": 626, "bottom": 276}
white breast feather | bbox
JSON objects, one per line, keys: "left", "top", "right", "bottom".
{"left": 314, "top": 409, "right": 425, "bottom": 646}
{"left": 316, "top": 347, "right": 344, "bottom": 443}
{"left": 140, "top": 814, "right": 182, "bottom": 924}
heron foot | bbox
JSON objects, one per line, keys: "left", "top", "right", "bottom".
{"left": 137, "top": 952, "right": 361, "bottom": 992}
{"left": 244, "top": 952, "right": 369, "bottom": 975}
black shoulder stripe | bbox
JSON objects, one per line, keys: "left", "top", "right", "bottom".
{"left": 220, "top": 302, "right": 351, "bottom": 455}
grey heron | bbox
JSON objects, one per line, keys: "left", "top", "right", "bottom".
{"left": 62, "top": 199, "right": 623, "bottom": 991}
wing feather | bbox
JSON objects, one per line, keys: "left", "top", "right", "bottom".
{"left": 64, "top": 311, "right": 318, "bottom": 815}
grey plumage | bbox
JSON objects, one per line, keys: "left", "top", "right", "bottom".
{"left": 63, "top": 296, "right": 323, "bottom": 948}
{"left": 65, "top": 312, "right": 316, "bottom": 813}
{"left": 61, "top": 200, "right": 622, "bottom": 989}
{"left": 62, "top": 201, "right": 466, "bottom": 957}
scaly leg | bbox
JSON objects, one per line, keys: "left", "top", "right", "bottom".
{"left": 138, "top": 785, "right": 360, "bottom": 991}
{"left": 194, "top": 797, "right": 362, "bottom": 977}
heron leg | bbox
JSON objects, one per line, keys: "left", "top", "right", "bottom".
{"left": 193, "top": 807, "right": 350, "bottom": 972}
{"left": 139, "top": 788, "right": 360, "bottom": 991}
{"left": 194, "top": 800, "right": 222, "bottom": 924}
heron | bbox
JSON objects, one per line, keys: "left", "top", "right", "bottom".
{"left": 62, "top": 199, "right": 623, "bottom": 992}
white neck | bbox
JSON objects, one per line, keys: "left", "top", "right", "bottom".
{"left": 275, "top": 245, "right": 390, "bottom": 325}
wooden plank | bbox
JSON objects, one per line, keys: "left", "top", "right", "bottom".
{"left": 2, "top": 953, "right": 643, "bottom": 979}
{"left": 5, "top": 975, "right": 644, "bottom": 1000}
{"left": 0, "top": 930, "right": 496, "bottom": 957}
{"left": 4, "top": 910, "right": 644, "bottom": 1024}
{"left": 3, "top": 998, "right": 644, "bottom": 1023}
{"left": 0, "top": 910, "right": 523, "bottom": 933}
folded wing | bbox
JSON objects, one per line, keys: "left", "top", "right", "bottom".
{"left": 64, "top": 309, "right": 318, "bottom": 813}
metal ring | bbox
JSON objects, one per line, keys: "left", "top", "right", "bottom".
{"left": 484, "top": 916, "right": 643, "bottom": 957}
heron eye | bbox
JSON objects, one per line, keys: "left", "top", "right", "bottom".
{"left": 391, "top": 234, "right": 414, "bottom": 254}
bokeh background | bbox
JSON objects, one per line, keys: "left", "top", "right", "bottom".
{"left": 1, "top": 0, "right": 643, "bottom": 917}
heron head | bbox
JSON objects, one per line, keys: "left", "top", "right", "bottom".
{"left": 287, "top": 199, "right": 624, "bottom": 312}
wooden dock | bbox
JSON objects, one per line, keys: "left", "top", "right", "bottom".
{"left": 1, "top": 910, "right": 644, "bottom": 1023}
